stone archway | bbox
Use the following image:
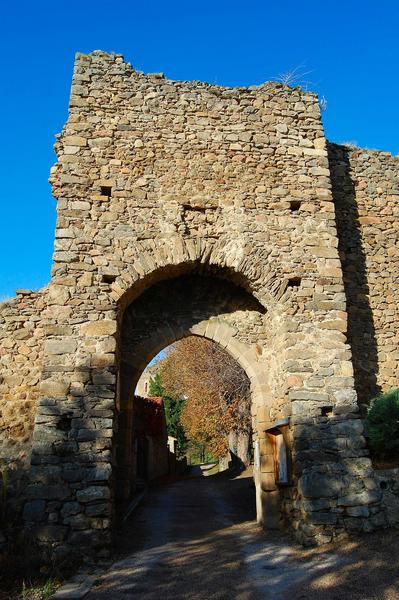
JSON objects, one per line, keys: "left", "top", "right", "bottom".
{"left": 17, "top": 50, "right": 387, "bottom": 559}
{"left": 25, "top": 254, "right": 384, "bottom": 557}
{"left": 114, "top": 270, "right": 272, "bottom": 526}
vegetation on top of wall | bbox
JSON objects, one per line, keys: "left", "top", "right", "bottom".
{"left": 367, "top": 388, "right": 399, "bottom": 460}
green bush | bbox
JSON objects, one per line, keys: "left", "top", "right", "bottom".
{"left": 367, "top": 388, "right": 399, "bottom": 459}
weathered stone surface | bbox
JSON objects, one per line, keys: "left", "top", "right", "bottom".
{"left": 61, "top": 502, "right": 81, "bottom": 517}
{"left": 309, "top": 512, "right": 338, "bottom": 525}
{"left": 45, "top": 339, "right": 77, "bottom": 355}
{"left": 337, "top": 490, "right": 382, "bottom": 507}
{"left": 346, "top": 506, "right": 369, "bottom": 517}
{"left": 27, "top": 484, "right": 71, "bottom": 501}
{"left": 23, "top": 499, "right": 46, "bottom": 522}
{"left": 34, "top": 525, "right": 68, "bottom": 542}
{"left": 76, "top": 486, "right": 110, "bottom": 503}
{"left": 51, "top": 576, "right": 96, "bottom": 599}
{"left": 47, "top": 285, "right": 70, "bottom": 305}
{"left": 63, "top": 135, "right": 87, "bottom": 147}
{"left": 298, "top": 472, "right": 343, "bottom": 498}
{"left": 81, "top": 320, "right": 117, "bottom": 336}
{"left": 40, "top": 380, "right": 70, "bottom": 396}
{"left": 85, "top": 502, "right": 111, "bottom": 517}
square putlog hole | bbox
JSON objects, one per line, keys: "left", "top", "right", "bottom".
{"left": 320, "top": 406, "right": 334, "bottom": 417}
{"left": 289, "top": 200, "right": 301, "bottom": 212}
{"left": 102, "top": 274, "right": 117, "bottom": 284}
{"left": 287, "top": 277, "right": 301, "bottom": 288}
{"left": 101, "top": 186, "right": 112, "bottom": 197}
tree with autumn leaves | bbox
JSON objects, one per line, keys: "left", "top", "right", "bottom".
{"left": 150, "top": 336, "right": 252, "bottom": 466}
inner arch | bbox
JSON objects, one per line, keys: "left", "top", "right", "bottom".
{"left": 119, "top": 273, "right": 266, "bottom": 390}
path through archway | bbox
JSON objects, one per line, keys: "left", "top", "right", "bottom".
{"left": 114, "top": 271, "right": 271, "bottom": 528}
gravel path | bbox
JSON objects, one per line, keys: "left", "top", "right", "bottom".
{"left": 84, "top": 469, "right": 399, "bottom": 600}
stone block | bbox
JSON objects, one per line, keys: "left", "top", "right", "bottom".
{"left": 47, "top": 285, "right": 70, "bottom": 305}
{"left": 260, "top": 472, "right": 277, "bottom": 491}
{"left": 45, "top": 339, "right": 77, "bottom": 355}
{"left": 86, "top": 466, "right": 112, "bottom": 482}
{"left": 40, "top": 380, "right": 70, "bottom": 397}
{"left": 338, "top": 490, "right": 382, "bottom": 507}
{"left": 309, "top": 511, "right": 337, "bottom": 525}
{"left": 85, "top": 502, "right": 111, "bottom": 517}
{"left": 92, "top": 371, "right": 116, "bottom": 385}
{"left": 298, "top": 471, "right": 343, "bottom": 498}
{"left": 260, "top": 454, "right": 274, "bottom": 473}
{"left": 63, "top": 135, "right": 87, "bottom": 146}
{"left": 67, "top": 514, "right": 91, "bottom": 530}
{"left": 302, "top": 498, "right": 332, "bottom": 511}
{"left": 346, "top": 506, "right": 369, "bottom": 517}
{"left": 62, "top": 467, "right": 84, "bottom": 482}
{"left": 23, "top": 500, "right": 46, "bottom": 522}
{"left": 76, "top": 486, "right": 111, "bottom": 503}
{"left": 90, "top": 353, "right": 115, "bottom": 367}
{"left": 27, "top": 484, "right": 71, "bottom": 501}
{"left": 289, "top": 390, "right": 329, "bottom": 402}
{"left": 61, "top": 502, "right": 81, "bottom": 517}
{"left": 331, "top": 419, "right": 364, "bottom": 436}
{"left": 34, "top": 525, "right": 68, "bottom": 542}
{"left": 333, "top": 389, "right": 357, "bottom": 406}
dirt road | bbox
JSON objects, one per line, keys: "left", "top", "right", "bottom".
{"left": 85, "top": 468, "right": 399, "bottom": 600}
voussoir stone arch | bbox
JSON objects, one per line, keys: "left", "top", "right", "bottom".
{"left": 118, "top": 269, "right": 267, "bottom": 391}
{"left": 110, "top": 237, "right": 285, "bottom": 311}
{"left": 122, "top": 320, "right": 260, "bottom": 391}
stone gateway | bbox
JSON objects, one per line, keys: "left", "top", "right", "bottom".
{"left": 0, "top": 51, "right": 398, "bottom": 558}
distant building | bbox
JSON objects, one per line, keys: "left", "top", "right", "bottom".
{"left": 136, "top": 363, "right": 160, "bottom": 397}
{"left": 133, "top": 395, "right": 169, "bottom": 481}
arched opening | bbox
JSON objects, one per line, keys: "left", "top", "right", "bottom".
{"left": 134, "top": 336, "right": 253, "bottom": 479}
{"left": 113, "top": 269, "right": 270, "bottom": 527}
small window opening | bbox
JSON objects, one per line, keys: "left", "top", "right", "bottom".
{"left": 289, "top": 200, "right": 301, "bottom": 212}
{"left": 183, "top": 204, "right": 206, "bottom": 213}
{"left": 380, "top": 480, "right": 388, "bottom": 490}
{"left": 102, "top": 274, "right": 117, "bottom": 284}
{"left": 287, "top": 277, "right": 301, "bottom": 288}
{"left": 320, "top": 406, "right": 334, "bottom": 417}
{"left": 101, "top": 186, "right": 112, "bottom": 197}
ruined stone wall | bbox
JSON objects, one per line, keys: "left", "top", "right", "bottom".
{"left": 21, "top": 51, "right": 379, "bottom": 555}
{"left": 329, "top": 144, "right": 399, "bottom": 407}
{"left": 0, "top": 290, "right": 46, "bottom": 470}
{"left": 0, "top": 51, "right": 393, "bottom": 555}
{"left": 0, "top": 289, "right": 48, "bottom": 536}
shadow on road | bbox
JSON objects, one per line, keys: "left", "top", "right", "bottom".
{"left": 86, "top": 469, "right": 399, "bottom": 600}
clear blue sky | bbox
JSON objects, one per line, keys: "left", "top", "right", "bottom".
{"left": 1, "top": 0, "right": 398, "bottom": 299}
